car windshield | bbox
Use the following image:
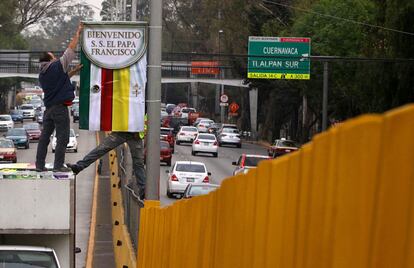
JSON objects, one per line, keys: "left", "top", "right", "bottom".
{"left": 160, "top": 129, "right": 172, "bottom": 135}
{"left": 277, "top": 140, "right": 298, "bottom": 147}
{"left": 210, "top": 123, "right": 222, "bottom": 128}
{"left": 198, "top": 134, "right": 215, "bottom": 140}
{"left": 0, "top": 250, "right": 58, "bottom": 268}
{"left": 0, "top": 140, "right": 13, "bottom": 148}
{"left": 182, "top": 127, "right": 197, "bottom": 132}
{"left": 20, "top": 105, "right": 33, "bottom": 110}
{"left": 188, "top": 185, "right": 218, "bottom": 196}
{"left": 0, "top": 116, "right": 11, "bottom": 121}
{"left": 160, "top": 142, "right": 170, "bottom": 149}
{"left": 24, "top": 124, "right": 39, "bottom": 130}
{"left": 222, "top": 128, "right": 239, "bottom": 134}
{"left": 7, "top": 129, "right": 25, "bottom": 136}
{"left": 244, "top": 156, "right": 269, "bottom": 167}
{"left": 10, "top": 110, "right": 21, "bottom": 115}
{"left": 182, "top": 108, "right": 195, "bottom": 113}
{"left": 176, "top": 163, "right": 206, "bottom": 173}
{"left": 70, "top": 129, "right": 75, "bottom": 137}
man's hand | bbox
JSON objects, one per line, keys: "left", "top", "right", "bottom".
{"left": 68, "top": 64, "right": 83, "bottom": 78}
{"left": 68, "top": 22, "right": 84, "bottom": 50}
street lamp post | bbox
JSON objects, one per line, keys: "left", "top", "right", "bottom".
{"left": 218, "top": 29, "right": 225, "bottom": 123}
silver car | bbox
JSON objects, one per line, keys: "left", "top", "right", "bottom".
{"left": 176, "top": 126, "right": 198, "bottom": 144}
{"left": 192, "top": 133, "right": 218, "bottom": 157}
{"left": 196, "top": 119, "right": 214, "bottom": 133}
{"left": 217, "top": 127, "right": 241, "bottom": 148}
{"left": 166, "top": 161, "right": 211, "bottom": 198}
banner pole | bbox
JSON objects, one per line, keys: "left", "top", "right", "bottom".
{"left": 145, "top": 0, "right": 162, "bottom": 200}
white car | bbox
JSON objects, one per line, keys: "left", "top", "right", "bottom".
{"left": 176, "top": 126, "right": 198, "bottom": 144}
{"left": 196, "top": 119, "right": 215, "bottom": 133}
{"left": 52, "top": 129, "right": 78, "bottom": 153}
{"left": 19, "top": 104, "right": 36, "bottom": 121}
{"left": 0, "top": 245, "right": 61, "bottom": 268}
{"left": 181, "top": 107, "right": 196, "bottom": 119}
{"left": 217, "top": 127, "right": 242, "bottom": 148}
{"left": 0, "top": 115, "right": 14, "bottom": 131}
{"left": 192, "top": 133, "right": 218, "bottom": 157}
{"left": 166, "top": 161, "right": 211, "bottom": 198}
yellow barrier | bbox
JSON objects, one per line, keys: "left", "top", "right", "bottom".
{"left": 109, "top": 150, "right": 137, "bottom": 268}
{"left": 137, "top": 104, "right": 414, "bottom": 268}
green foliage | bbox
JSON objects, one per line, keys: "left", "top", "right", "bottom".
{"left": 0, "top": 0, "right": 27, "bottom": 49}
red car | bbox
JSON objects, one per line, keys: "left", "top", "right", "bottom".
{"left": 267, "top": 138, "right": 299, "bottom": 158}
{"left": 0, "top": 138, "right": 17, "bottom": 163}
{"left": 23, "top": 123, "right": 41, "bottom": 141}
{"left": 160, "top": 127, "right": 175, "bottom": 153}
{"left": 160, "top": 140, "right": 172, "bottom": 166}
{"left": 232, "top": 154, "right": 271, "bottom": 175}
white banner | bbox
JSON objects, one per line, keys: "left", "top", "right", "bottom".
{"left": 82, "top": 22, "right": 147, "bottom": 69}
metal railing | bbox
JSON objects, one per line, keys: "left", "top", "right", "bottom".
{"left": 115, "top": 145, "right": 144, "bottom": 251}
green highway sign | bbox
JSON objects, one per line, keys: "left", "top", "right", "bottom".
{"left": 248, "top": 36, "right": 311, "bottom": 80}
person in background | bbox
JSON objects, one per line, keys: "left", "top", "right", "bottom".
{"left": 35, "top": 23, "right": 83, "bottom": 172}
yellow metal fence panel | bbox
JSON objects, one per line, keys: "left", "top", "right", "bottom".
{"left": 136, "top": 105, "right": 414, "bottom": 268}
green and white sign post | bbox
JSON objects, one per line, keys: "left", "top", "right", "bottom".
{"left": 248, "top": 36, "right": 311, "bottom": 80}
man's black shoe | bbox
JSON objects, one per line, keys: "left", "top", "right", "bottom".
{"left": 138, "top": 187, "right": 145, "bottom": 200}
{"left": 66, "top": 163, "right": 82, "bottom": 175}
{"left": 35, "top": 167, "right": 47, "bottom": 172}
{"left": 53, "top": 166, "right": 72, "bottom": 173}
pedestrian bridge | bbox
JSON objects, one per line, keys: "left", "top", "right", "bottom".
{"left": 0, "top": 50, "right": 249, "bottom": 88}
{"left": 104, "top": 105, "right": 414, "bottom": 267}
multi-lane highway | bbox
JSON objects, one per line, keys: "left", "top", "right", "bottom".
{"left": 159, "top": 140, "right": 268, "bottom": 206}
{"left": 10, "top": 116, "right": 268, "bottom": 265}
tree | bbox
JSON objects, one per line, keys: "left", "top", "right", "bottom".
{"left": 15, "top": 0, "right": 70, "bottom": 32}
{"left": 0, "top": 0, "right": 27, "bottom": 49}
{"left": 25, "top": 4, "right": 94, "bottom": 51}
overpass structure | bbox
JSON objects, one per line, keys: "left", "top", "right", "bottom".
{"left": 0, "top": 50, "right": 249, "bottom": 87}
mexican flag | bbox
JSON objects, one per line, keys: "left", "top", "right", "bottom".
{"left": 79, "top": 50, "right": 146, "bottom": 132}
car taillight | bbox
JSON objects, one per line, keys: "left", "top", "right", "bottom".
{"left": 202, "top": 176, "right": 209, "bottom": 183}
{"left": 213, "top": 141, "right": 218, "bottom": 146}
{"left": 6, "top": 152, "right": 15, "bottom": 155}
{"left": 194, "top": 140, "right": 200, "bottom": 144}
{"left": 171, "top": 174, "right": 178, "bottom": 181}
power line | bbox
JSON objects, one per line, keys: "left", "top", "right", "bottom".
{"left": 262, "top": 0, "right": 414, "bottom": 37}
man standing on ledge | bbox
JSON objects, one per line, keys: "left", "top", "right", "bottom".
{"left": 36, "top": 23, "right": 83, "bottom": 172}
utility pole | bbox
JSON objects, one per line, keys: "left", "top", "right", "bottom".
{"left": 131, "top": 0, "right": 137, "bottom": 21}
{"left": 218, "top": 30, "right": 224, "bottom": 123}
{"left": 146, "top": 0, "right": 162, "bottom": 200}
{"left": 322, "top": 61, "right": 329, "bottom": 131}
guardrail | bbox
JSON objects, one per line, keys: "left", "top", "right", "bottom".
{"left": 136, "top": 104, "right": 414, "bottom": 268}
{"left": 107, "top": 144, "right": 144, "bottom": 268}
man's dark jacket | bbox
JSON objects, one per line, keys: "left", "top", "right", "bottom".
{"left": 39, "top": 60, "right": 74, "bottom": 108}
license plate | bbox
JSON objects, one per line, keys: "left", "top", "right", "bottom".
{"left": 187, "top": 178, "right": 194, "bottom": 182}
{"left": 203, "top": 142, "right": 210, "bottom": 146}
{"left": 285, "top": 149, "right": 291, "bottom": 152}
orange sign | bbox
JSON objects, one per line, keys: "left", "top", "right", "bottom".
{"left": 229, "top": 102, "right": 240, "bottom": 113}
{"left": 191, "top": 61, "right": 220, "bottom": 75}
